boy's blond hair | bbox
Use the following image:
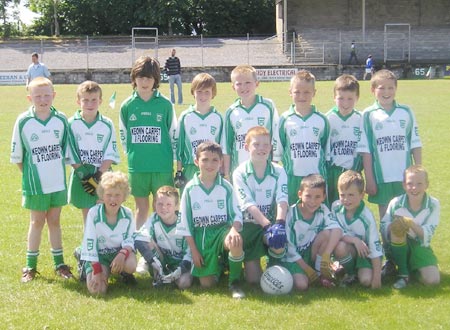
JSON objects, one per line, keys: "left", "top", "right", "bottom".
{"left": 404, "top": 164, "right": 429, "bottom": 184}
{"left": 130, "top": 55, "right": 161, "bottom": 89}
{"left": 28, "top": 77, "right": 53, "bottom": 92}
{"left": 97, "top": 171, "right": 130, "bottom": 199}
{"left": 290, "top": 70, "right": 316, "bottom": 89}
{"left": 156, "top": 185, "right": 180, "bottom": 205}
{"left": 299, "top": 174, "right": 326, "bottom": 194}
{"left": 191, "top": 73, "right": 217, "bottom": 98}
{"left": 245, "top": 126, "right": 270, "bottom": 145}
{"left": 334, "top": 74, "right": 360, "bottom": 97}
{"left": 370, "top": 69, "right": 397, "bottom": 88}
{"left": 77, "top": 80, "right": 102, "bottom": 99}
{"left": 231, "top": 64, "right": 257, "bottom": 82}
{"left": 338, "top": 170, "right": 365, "bottom": 194}
{"left": 195, "top": 141, "right": 223, "bottom": 159}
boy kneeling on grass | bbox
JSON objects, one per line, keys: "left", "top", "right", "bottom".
{"left": 380, "top": 165, "right": 440, "bottom": 289}
{"left": 81, "top": 171, "right": 137, "bottom": 295}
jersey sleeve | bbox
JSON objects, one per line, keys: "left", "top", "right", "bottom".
{"left": 322, "top": 204, "right": 340, "bottom": 230}
{"left": 168, "top": 105, "right": 178, "bottom": 160}
{"left": 273, "top": 114, "right": 286, "bottom": 161}
{"left": 356, "top": 111, "right": 371, "bottom": 154}
{"left": 223, "top": 108, "right": 234, "bottom": 156}
{"left": 80, "top": 207, "right": 100, "bottom": 262}
{"left": 134, "top": 214, "right": 154, "bottom": 243}
{"left": 175, "top": 112, "right": 186, "bottom": 162}
{"left": 284, "top": 210, "right": 302, "bottom": 263}
{"left": 408, "top": 108, "right": 422, "bottom": 150}
{"left": 275, "top": 166, "right": 289, "bottom": 205}
{"left": 226, "top": 179, "right": 243, "bottom": 226}
{"left": 232, "top": 167, "right": 257, "bottom": 212}
{"left": 420, "top": 197, "right": 440, "bottom": 247}
{"left": 366, "top": 211, "right": 383, "bottom": 259}
{"left": 177, "top": 186, "right": 194, "bottom": 237}
{"left": 103, "top": 117, "right": 121, "bottom": 164}
{"left": 121, "top": 208, "right": 136, "bottom": 251}
{"left": 10, "top": 116, "right": 23, "bottom": 164}
{"left": 119, "top": 103, "right": 128, "bottom": 153}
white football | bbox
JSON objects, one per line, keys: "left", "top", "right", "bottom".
{"left": 260, "top": 265, "right": 293, "bottom": 295}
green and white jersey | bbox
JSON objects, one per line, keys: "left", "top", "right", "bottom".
{"left": 10, "top": 106, "right": 79, "bottom": 195}
{"left": 357, "top": 101, "right": 421, "bottom": 183}
{"left": 332, "top": 200, "right": 383, "bottom": 259}
{"left": 284, "top": 201, "right": 339, "bottom": 262}
{"left": 224, "top": 95, "right": 279, "bottom": 172}
{"left": 135, "top": 212, "right": 192, "bottom": 265}
{"left": 275, "top": 105, "right": 329, "bottom": 178}
{"left": 176, "top": 105, "right": 224, "bottom": 166}
{"left": 69, "top": 110, "right": 120, "bottom": 167}
{"left": 81, "top": 204, "right": 135, "bottom": 262}
{"left": 326, "top": 107, "right": 362, "bottom": 170}
{"left": 233, "top": 160, "right": 288, "bottom": 224}
{"left": 119, "top": 90, "right": 177, "bottom": 173}
{"left": 381, "top": 193, "right": 440, "bottom": 247}
{"left": 177, "top": 173, "right": 242, "bottom": 237}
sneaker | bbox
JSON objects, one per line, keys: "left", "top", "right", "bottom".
{"left": 136, "top": 257, "right": 149, "bottom": 276}
{"left": 56, "top": 264, "right": 74, "bottom": 279}
{"left": 21, "top": 268, "right": 38, "bottom": 283}
{"left": 229, "top": 280, "right": 245, "bottom": 299}
{"left": 393, "top": 276, "right": 409, "bottom": 289}
{"left": 340, "top": 274, "right": 358, "bottom": 288}
{"left": 73, "top": 247, "right": 86, "bottom": 282}
{"left": 121, "top": 272, "right": 137, "bottom": 285}
{"left": 381, "top": 260, "right": 397, "bottom": 278}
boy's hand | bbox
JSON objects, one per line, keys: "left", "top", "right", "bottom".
{"left": 81, "top": 171, "right": 102, "bottom": 196}
{"left": 304, "top": 266, "right": 318, "bottom": 284}
{"left": 353, "top": 238, "right": 369, "bottom": 258}
{"left": 110, "top": 252, "right": 126, "bottom": 274}
{"left": 191, "top": 249, "right": 204, "bottom": 268}
{"left": 174, "top": 170, "right": 187, "bottom": 189}
{"left": 264, "top": 221, "right": 287, "bottom": 249}
{"left": 390, "top": 216, "right": 410, "bottom": 237}
{"left": 320, "top": 254, "right": 334, "bottom": 280}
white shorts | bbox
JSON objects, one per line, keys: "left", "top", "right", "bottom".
{"left": 365, "top": 68, "right": 373, "bottom": 74}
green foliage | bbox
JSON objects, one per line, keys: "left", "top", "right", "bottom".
{"left": 24, "top": 0, "right": 275, "bottom": 36}
{"left": 1, "top": 80, "right": 449, "bottom": 329}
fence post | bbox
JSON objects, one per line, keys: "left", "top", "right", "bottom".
{"left": 86, "top": 35, "right": 90, "bottom": 71}
{"left": 201, "top": 34, "right": 204, "bottom": 67}
{"left": 247, "top": 33, "right": 250, "bottom": 64}
{"left": 291, "top": 42, "right": 295, "bottom": 64}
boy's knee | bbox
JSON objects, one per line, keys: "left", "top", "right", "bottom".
{"left": 177, "top": 274, "right": 193, "bottom": 290}
{"left": 293, "top": 274, "right": 309, "bottom": 291}
{"left": 421, "top": 269, "right": 440, "bottom": 286}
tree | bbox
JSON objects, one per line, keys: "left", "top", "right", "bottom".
{"left": 24, "top": 0, "right": 275, "bottom": 36}
{"left": 1, "top": 0, "right": 20, "bottom": 38}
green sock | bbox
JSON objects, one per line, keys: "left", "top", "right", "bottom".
{"left": 51, "top": 248, "right": 65, "bottom": 269}
{"left": 26, "top": 250, "right": 39, "bottom": 270}
{"left": 338, "top": 254, "right": 356, "bottom": 275}
{"left": 228, "top": 253, "right": 244, "bottom": 285}
{"left": 390, "top": 242, "right": 409, "bottom": 276}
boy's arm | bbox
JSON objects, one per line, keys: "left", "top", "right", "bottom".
{"left": 118, "top": 106, "right": 128, "bottom": 153}
{"left": 16, "top": 163, "right": 23, "bottom": 172}
{"left": 341, "top": 235, "right": 369, "bottom": 258}
{"left": 412, "top": 147, "right": 422, "bottom": 165}
{"left": 362, "top": 152, "right": 377, "bottom": 196}
{"left": 185, "top": 236, "right": 203, "bottom": 268}
{"left": 223, "top": 155, "right": 231, "bottom": 179}
{"left": 370, "top": 257, "right": 382, "bottom": 289}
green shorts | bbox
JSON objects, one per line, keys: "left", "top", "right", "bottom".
{"left": 355, "top": 256, "right": 374, "bottom": 270}
{"left": 129, "top": 172, "right": 173, "bottom": 197}
{"left": 242, "top": 222, "right": 267, "bottom": 261}
{"left": 68, "top": 171, "right": 98, "bottom": 209}
{"left": 85, "top": 249, "right": 120, "bottom": 274}
{"left": 368, "top": 181, "right": 404, "bottom": 205}
{"left": 287, "top": 175, "right": 303, "bottom": 205}
{"left": 327, "top": 165, "right": 347, "bottom": 206}
{"left": 192, "top": 225, "right": 230, "bottom": 278}
{"left": 407, "top": 239, "right": 438, "bottom": 271}
{"left": 280, "top": 245, "right": 313, "bottom": 275}
{"left": 22, "top": 190, "right": 67, "bottom": 211}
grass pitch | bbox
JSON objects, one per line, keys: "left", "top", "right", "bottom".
{"left": 1, "top": 79, "right": 449, "bottom": 329}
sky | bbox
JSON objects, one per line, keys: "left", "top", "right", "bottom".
{"left": 7, "top": 1, "right": 40, "bottom": 25}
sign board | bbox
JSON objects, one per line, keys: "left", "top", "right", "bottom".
{"left": 256, "top": 68, "right": 298, "bottom": 81}
{"left": 0, "top": 72, "right": 27, "bottom": 85}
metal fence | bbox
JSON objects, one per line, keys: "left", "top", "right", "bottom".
{"left": 0, "top": 35, "right": 291, "bottom": 71}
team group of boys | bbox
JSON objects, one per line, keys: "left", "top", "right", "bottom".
{"left": 10, "top": 56, "right": 440, "bottom": 298}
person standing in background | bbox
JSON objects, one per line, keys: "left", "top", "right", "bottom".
{"left": 165, "top": 49, "right": 183, "bottom": 105}
{"left": 26, "top": 52, "right": 51, "bottom": 89}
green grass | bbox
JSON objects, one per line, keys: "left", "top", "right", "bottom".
{"left": 1, "top": 80, "right": 449, "bottom": 329}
